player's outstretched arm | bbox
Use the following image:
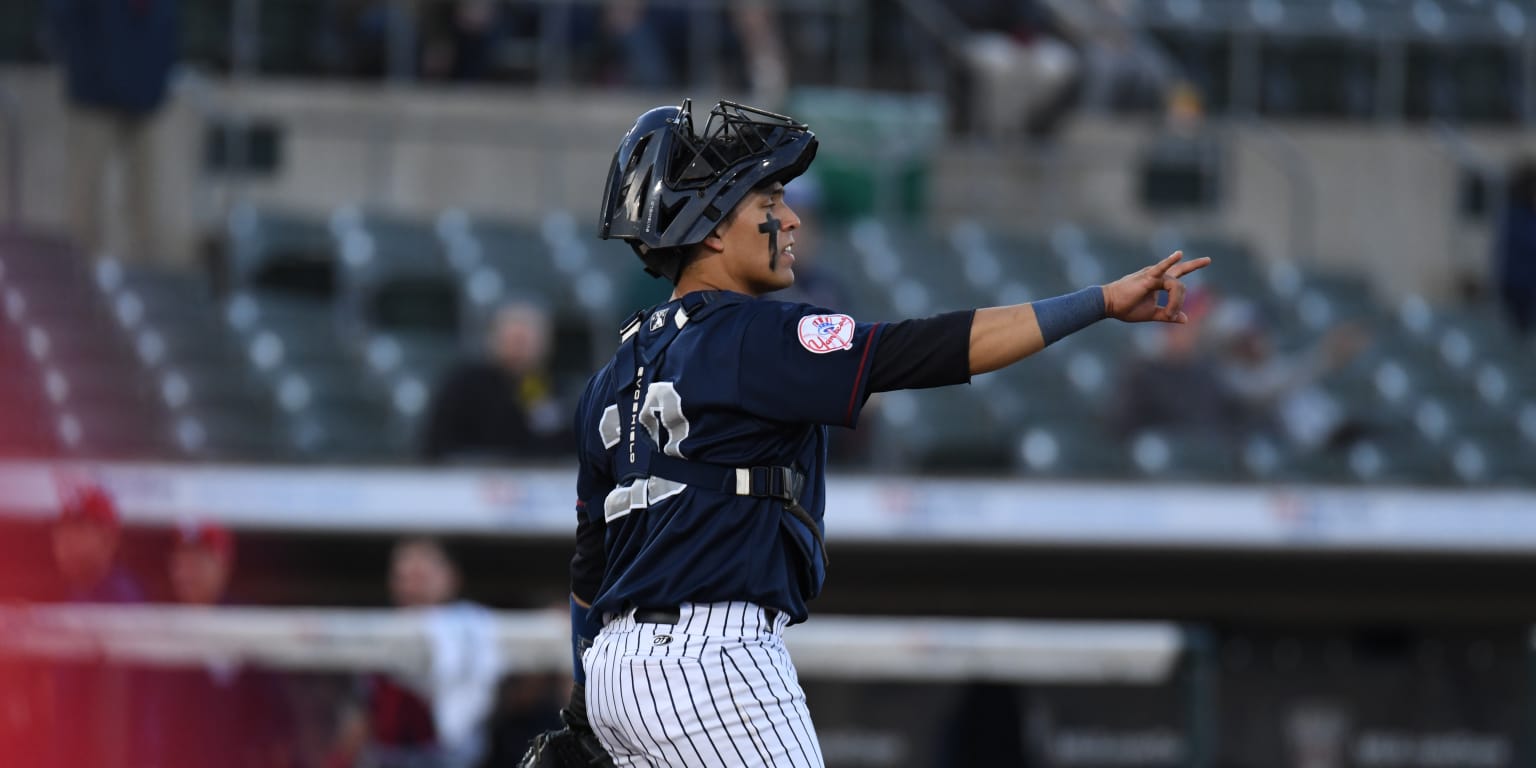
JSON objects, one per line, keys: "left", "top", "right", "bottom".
{"left": 969, "top": 251, "right": 1211, "bottom": 375}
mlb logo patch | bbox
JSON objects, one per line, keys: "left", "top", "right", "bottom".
{"left": 797, "top": 314, "right": 855, "bottom": 354}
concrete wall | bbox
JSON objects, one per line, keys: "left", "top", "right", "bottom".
{"left": 4, "top": 64, "right": 1534, "bottom": 302}
{"left": 0, "top": 67, "right": 660, "bottom": 266}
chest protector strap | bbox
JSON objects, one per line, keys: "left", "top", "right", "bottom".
{"left": 644, "top": 453, "right": 828, "bottom": 570}
{"left": 609, "top": 292, "right": 830, "bottom": 572}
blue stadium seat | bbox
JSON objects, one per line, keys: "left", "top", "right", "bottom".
{"left": 227, "top": 204, "right": 336, "bottom": 294}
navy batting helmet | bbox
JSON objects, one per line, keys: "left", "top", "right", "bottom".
{"left": 598, "top": 99, "right": 818, "bottom": 281}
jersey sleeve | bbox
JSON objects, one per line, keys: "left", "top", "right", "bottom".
{"left": 737, "top": 302, "right": 885, "bottom": 428}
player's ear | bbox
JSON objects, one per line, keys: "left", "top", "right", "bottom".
{"left": 700, "top": 228, "right": 727, "bottom": 254}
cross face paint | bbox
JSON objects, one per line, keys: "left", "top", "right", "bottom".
{"left": 759, "top": 210, "right": 782, "bottom": 270}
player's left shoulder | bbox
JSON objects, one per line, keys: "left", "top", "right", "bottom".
{"left": 746, "top": 300, "right": 861, "bottom": 356}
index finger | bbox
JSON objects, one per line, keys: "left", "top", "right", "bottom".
{"left": 1166, "top": 255, "right": 1213, "bottom": 279}
{"left": 1146, "top": 251, "right": 1184, "bottom": 278}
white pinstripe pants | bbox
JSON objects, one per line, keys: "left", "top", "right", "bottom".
{"left": 584, "top": 601, "right": 825, "bottom": 768}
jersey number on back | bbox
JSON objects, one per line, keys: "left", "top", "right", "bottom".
{"left": 637, "top": 382, "right": 689, "bottom": 458}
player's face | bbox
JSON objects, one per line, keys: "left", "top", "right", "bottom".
{"left": 715, "top": 184, "right": 801, "bottom": 296}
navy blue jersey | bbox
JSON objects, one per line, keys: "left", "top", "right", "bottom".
{"left": 572, "top": 291, "right": 886, "bottom": 623}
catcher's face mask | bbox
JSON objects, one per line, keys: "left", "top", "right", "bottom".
{"left": 598, "top": 99, "right": 818, "bottom": 281}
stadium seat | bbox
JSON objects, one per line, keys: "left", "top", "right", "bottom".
{"left": 819, "top": 224, "right": 897, "bottom": 319}
{"left": 879, "top": 221, "right": 990, "bottom": 311}
{"left": 1432, "top": 304, "right": 1531, "bottom": 371}
{"left": 962, "top": 223, "right": 1073, "bottom": 303}
{"left": 229, "top": 292, "right": 343, "bottom": 366}
{"left": 285, "top": 406, "right": 402, "bottom": 463}
{"left": 1013, "top": 422, "right": 1131, "bottom": 479}
{"left": 1127, "top": 429, "right": 1243, "bottom": 483}
{"left": 1152, "top": 230, "right": 1269, "bottom": 299}
{"left": 1344, "top": 434, "right": 1455, "bottom": 485}
{"left": 873, "top": 387, "right": 1011, "bottom": 474}
{"left": 226, "top": 215, "right": 337, "bottom": 306}
{"left": 460, "top": 218, "right": 569, "bottom": 301}
{"left": 330, "top": 208, "right": 461, "bottom": 338}
{"left": 57, "top": 400, "right": 176, "bottom": 460}
{"left": 1447, "top": 434, "right": 1536, "bottom": 487}
{"left": 1290, "top": 270, "right": 1380, "bottom": 332}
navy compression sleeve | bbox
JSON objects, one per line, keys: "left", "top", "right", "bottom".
{"left": 867, "top": 310, "right": 975, "bottom": 393}
{"left": 569, "top": 497, "right": 606, "bottom": 684}
{"left": 569, "top": 595, "right": 604, "bottom": 685}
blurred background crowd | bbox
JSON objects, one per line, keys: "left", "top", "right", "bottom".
{"left": 1, "top": 0, "right": 1536, "bottom": 767}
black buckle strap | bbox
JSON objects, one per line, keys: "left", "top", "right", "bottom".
{"left": 746, "top": 465, "right": 800, "bottom": 500}
{"left": 645, "top": 453, "right": 800, "bottom": 499}
{"left": 642, "top": 453, "right": 828, "bottom": 571}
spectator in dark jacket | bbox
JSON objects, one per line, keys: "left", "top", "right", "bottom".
{"left": 47, "top": 0, "right": 179, "bottom": 265}
{"left": 1110, "top": 289, "right": 1248, "bottom": 445}
{"left": 421, "top": 301, "right": 574, "bottom": 463}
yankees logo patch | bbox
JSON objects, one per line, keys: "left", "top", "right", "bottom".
{"left": 797, "top": 314, "right": 856, "bottom": 354}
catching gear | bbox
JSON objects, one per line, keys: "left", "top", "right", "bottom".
{"left": 518, "top": 684, "right": 614, "bottom": 768}
{"left": 597, "top": 99, "right": 818, "bottom": 282}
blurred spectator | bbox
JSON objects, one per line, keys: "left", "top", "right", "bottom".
{"left": 51, "top": 484, "right": 142, "bottom": 604}
{"left": 166, "top": 520, "right": 235, "bottom": 605}
{"left": 1047, "top": 0, "right": 1171, "bottom": 114}
{"left": 421, "top": 1, "right": 505, "bottom": 81}
{"left": 730, "top": 0, "right": 789, "bottom": 106}
{"left": 1208, "top": 300, "right": 1371, "bottom": 452}
{"left": 571, "top": 1, "right": 785, "bottom": 100}
{"left": 46, "top": 0, "right": 179, "bottom": 265}
{"left": 1110, "top": 290, "right": 1248, "bottom": 444}
{"left": 1139, "top": 82, "right": 1222, "bottom": 212}
{"left": 1494, "top": 158, "right": 1536, "bottom": 336}
{"left": 44, "top": 484, "right": 157, "bottom": 768}
{"left": 320, "top": 0, "right": 392, "bottom": 78}
{"left": 329, "top": 537, "right": 501, "bottom": 768}
{"left": 155, "top": 521, "right": 297, "bottom": 768}
{"left": 421, "top": 301, "right": 574, "bottom": 464}
{"left": 954, "top": 0, "right": 1082, "bottom": 140}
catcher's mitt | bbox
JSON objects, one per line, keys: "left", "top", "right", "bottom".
{"left": 518, "top": 684, "right": 614, "bottom": 768}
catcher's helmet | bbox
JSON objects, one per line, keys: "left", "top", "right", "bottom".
{"left": 598, "top": 99, "right": 818, "bottom": 281}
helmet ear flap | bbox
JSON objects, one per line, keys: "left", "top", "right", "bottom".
{"left": 637, "top": 245, "right": 690, "bottom": 283}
